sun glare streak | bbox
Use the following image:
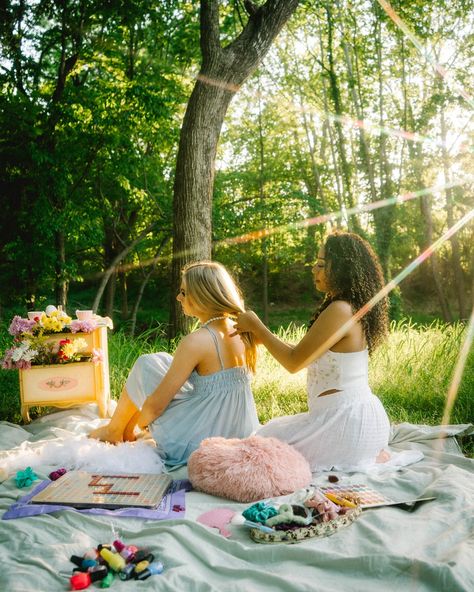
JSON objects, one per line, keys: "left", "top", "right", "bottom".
{"left": 218, "top": 179, "right": 469, "bottom": 246}
{"left": 377, "top": 0, "right": 474, "bottom": 111}
{"left": 196, "top": 70, "right": 472, "bottom": 156}
{"left": 301, "top": 208, "right": 474, "bottom": 373}
{"left": 110, "top": 178, "right": 471, "bottom": 274}
{"left": 441, "top": 306, "right": 474, "bottom": 427}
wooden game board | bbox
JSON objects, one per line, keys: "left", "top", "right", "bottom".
{"left": 319, "top": 483, "right": 435, "bottom": 509}
{"left": 30, "top": 471, "right": 173, "bottom": 509}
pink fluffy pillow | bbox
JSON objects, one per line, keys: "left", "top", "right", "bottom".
{"left": 188, "top": 435, "right": 312, "bottom": 502}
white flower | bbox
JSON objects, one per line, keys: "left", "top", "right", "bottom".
{"left": 11, "top": 348, "right": 24, "bottom": 362}
{"left": 23, "top": 349, "right": 38, "bottom": 362}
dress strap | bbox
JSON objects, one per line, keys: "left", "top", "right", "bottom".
{"left": 202, "top": 326, "right": 225, "bottom": 370}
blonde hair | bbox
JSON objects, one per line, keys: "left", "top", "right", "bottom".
{"left": 182, "top": 261, "right": 257, "bottom": 372}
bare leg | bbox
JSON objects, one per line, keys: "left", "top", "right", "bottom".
{"left": 123, "top": 411, "right": 141, "bottom": 442}
{"left": 89, "top": 387, "right": 139, "bottom": 444}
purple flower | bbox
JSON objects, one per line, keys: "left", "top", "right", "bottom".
{"left": 69, "top": 319, "right": 97, "bottom": 334}
{"left": 1, "top": 349, "right": 14, "bottom": 369}
{"left": 8, "top": 316, "right": 36, "bottom": 337}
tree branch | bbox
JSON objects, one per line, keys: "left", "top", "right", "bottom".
{"left": 92, "top": 222, "right": 158, "bottom": 313}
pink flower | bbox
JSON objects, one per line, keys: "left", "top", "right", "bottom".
{"left": 70, "top": 319, "right": 97, "bottom": 333}
{"left": 15, "top": 359, "right": 32, "bottom": 370}
{"left": 91, "top": 348, "right": 103, "bottom": 364}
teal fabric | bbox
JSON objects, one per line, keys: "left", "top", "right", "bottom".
{"left": 0, "top": 407, "right": 473, "bottom": 591}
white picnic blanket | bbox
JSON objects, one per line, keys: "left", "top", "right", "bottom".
{"left": 0, "top": 405, "right": 473, "bottom": 591}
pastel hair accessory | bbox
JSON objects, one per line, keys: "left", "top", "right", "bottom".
{"left": 15, "top": 467, "right": 38, "bottom": 488}
{"left": 242, "top": 501, "right": 278, "bottom": 523}
{"left": 265, "top": 503, "right": 313, "bottom": 527}
{"left": 196, "top": 508, "right": 236, "bottom": 538}
{"left": 49, "top": 468, "right": 67, "bottom": 481}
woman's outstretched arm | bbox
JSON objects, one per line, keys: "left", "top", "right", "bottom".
{"left": 233, "top": 302, "right": 355, "bottom": 373}
{"left": 136, "top": 332, "right": 204, "bottom": 428}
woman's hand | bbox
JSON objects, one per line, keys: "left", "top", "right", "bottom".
{"left": 231, "top": 310, "right": 261, "bottom": 337}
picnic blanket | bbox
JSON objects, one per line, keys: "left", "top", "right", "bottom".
{"left": 0, "top": 405, "right": 473, "bottom": 591}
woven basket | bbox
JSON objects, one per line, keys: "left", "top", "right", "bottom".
{"left": 249, "top": 505, "right": 362, "bottom": 544}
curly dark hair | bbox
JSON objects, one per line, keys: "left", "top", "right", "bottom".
{"left": 309, "top": 231, "right": 389, "bottom": 354}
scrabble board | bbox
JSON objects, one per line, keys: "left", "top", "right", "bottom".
{"left": 319, "top": 483, "right": 435, "bottom": 509}
{"left": 30, "top": 471, "right": 173, "bottom": 509}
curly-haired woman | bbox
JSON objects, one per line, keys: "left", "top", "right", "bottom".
{"left": 233, "top": 231, "right": 391, "bottom": 471}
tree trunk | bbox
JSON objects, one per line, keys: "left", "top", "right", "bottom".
{"left": 119, "top": 271, "right": 128, "bottom": 320}
{"left": 54, "top": 230, "right": 68, "bottom": 309}
{"left": 440, "top": 107, "right": 467, "bottom": 319}
{"left": 324, "top": 4, "right": 359, "bottom": 231}
{"left": 129, "top": 236, "right": 170, "bottom": 337}
{"left": 420, "top": 194, "right": 453, "bottom": 322}
{"left": 169, "top": 0, "right": 300, "bottom": 336}
{"left": 372, "top": 8, "right": 396, "bottom": 278}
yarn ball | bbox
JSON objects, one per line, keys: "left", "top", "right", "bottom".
{"left": 15, "top": 466, "right": 38, "bottom": 488}
{"left": 188, "top": 435, "right": 312, "bottom": 503}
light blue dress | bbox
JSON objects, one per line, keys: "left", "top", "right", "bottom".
{"left": 125, "top": 326, "right": 260, "bottom": 467}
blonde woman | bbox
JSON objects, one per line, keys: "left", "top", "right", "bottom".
{"left": 90, "top": 261, "right": 259, "bottom": 467}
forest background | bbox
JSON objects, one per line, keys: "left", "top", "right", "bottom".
{"left": 0, "top": 1, "right": 473, "bottom": 429}
{"left": 0, "top": 0, "right": 473, "bottom": 329}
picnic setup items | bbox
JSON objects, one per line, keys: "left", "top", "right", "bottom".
{"left": 235, "top": 487, "right": 362, "bottom": 544}
{"left": 29, "top": 470, "right": 173, "bottom": 509}
{"left": 1, "top": 306, "right": 112, "bottom": 422}
{"left": 68, "top": 539, "right": 163, "bottom": 589}
{"left": 188, "top": 434, "right": 312, "bottom": 502}
{"left": 3, "top": 471, "right": 189, "bottom": 520}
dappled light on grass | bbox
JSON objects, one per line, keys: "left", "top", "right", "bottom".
{"left": 252, "top": 324, "right": 307, "bottom": 423}
{"left": 371, "top": 320, "right": 473, "bottom": 425}
{"left": 441, "top": 307, "right": 474, "bottom": 426}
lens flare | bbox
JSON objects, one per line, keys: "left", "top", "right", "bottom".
{"left": 441, "top": 306, "right": 474, "bottom": 427}
{"left": 218, "top": 179, "right": 469, "bottom": 246}
{"left": 377, "top": 0, "right": 474, "bottom": 110}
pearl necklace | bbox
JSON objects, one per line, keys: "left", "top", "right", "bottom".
{"left": 201, "top": 315, "right": 228, "bottom": 327}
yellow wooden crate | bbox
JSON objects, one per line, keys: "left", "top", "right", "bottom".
{"left": 19, "top": 326, "right": 110, "bottom": 422}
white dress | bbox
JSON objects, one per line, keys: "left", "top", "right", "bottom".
{"left": 256, "top": 349, "right": 390, "bottom": 472}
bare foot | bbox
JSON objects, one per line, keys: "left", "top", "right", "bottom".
{"left": 376, "top": 449, "right": 391, "bottom": 463}
{"left": 88, "top": 424, "right": 123, "bottom": 444}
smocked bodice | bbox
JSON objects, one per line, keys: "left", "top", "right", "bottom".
{"left": 307, "top": 349, "right": 369, "bottom": 410}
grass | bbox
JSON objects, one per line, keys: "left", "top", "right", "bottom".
{"left": 0, "top": 319, "right": 472, "bottom": 452}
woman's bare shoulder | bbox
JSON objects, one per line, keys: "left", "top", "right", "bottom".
{"left": 321, "top": 300, "right": 353, "bottom": 318}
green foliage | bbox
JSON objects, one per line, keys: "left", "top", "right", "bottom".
{"left": 0, "top": 0, "right": 199, "bottom": 310}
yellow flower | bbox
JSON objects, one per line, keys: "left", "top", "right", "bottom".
{"left": 42, "top": 316, "right": 64, "bottom": 332}
{"left": 40, "top": 312, "right": 71, "bottom": 332}
{"left": 61, "top": 342, "right": 77, "bottom": 358}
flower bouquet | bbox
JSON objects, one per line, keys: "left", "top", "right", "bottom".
{"left": 2, "top": 308, "right": 104, "bottom": 370}
{"left": 3, "top": 306, "right": 112, "bottom": 422}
